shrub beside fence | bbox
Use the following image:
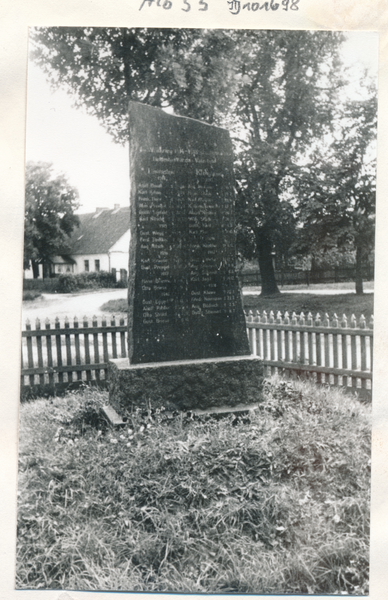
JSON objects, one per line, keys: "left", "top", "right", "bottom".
{"left": 21, "top": 311, "right": 373, "bottom": 399}
{"left": 23, "top": 271, "right": 118, "bottom": 293}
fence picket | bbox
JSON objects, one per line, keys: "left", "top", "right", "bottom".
{"left": 284, "top": 312, "right": 290, "bottom": 367}
{"left": 26, "top": 320, "right": 34, "bottom": 387}
{"left": 45, "top": 319, "right": 54, "bottom": 388}
{"left": 110, "top": 317, "right": 118, "bottom": 359}
{"left": 55, "top": 318, "right": 63, "bottom": 385}
{"left": 74, "top": 317, "right": 82, "bottom": 381}
{"left": 332, "top": 314, "right": 339, "bottom": 387}
{"left": 307, "top": 312, "right": 314, "bottom": 373}
{"left": 341, "top": 314, "right": 348, "bottom": 388}
{"left": 36, "top": 318, "right": 45, "bottom": 387}
{"left": 65, "top": 317, "right": 72, "bottom": 383}
{"left": 299, "top": 312, "right": 306, "bottom": 368}
{"left": 83, "top": 317, "right": 91, "bottom": 382}
{"left": 360, "top": 315, "right": 367, "bottom": 390}
{"left": 102, "top": 317, "right": 109, "bottom": 379}
{"left": 315, "top": 314, "right": 322, "bottom": 384}
{"left": 269, "top": 312, "right": 275, "bottom": 375}
{"left": 92, "top": 316, "right": 100, "bottom": 382}
{"left": 324, "top": 314, "right": 331, "bottom": 384}
{"left": 350, "top": 314, "right": 357, "bottom": 389}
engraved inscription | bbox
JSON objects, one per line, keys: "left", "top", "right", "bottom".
{"left": 128, "top": 102, "right": 250, "bottom": 362}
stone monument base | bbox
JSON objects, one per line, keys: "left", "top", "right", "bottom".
{"left": 108, "top": 355, "right": 264, "bottom": 413}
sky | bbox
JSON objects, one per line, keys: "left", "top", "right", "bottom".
{"left": 25, "top": 30, "right": 379, "bottom": 215}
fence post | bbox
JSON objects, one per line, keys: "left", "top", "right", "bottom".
{"left": 120, "top": 317, "right": 126, "bottom": 357}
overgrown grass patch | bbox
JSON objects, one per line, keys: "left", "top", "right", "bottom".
{"left": 16, "top": 380, "right": 371, "bottom": 593}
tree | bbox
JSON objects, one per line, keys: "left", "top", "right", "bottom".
{"left": 230, "top": 30, "right": 347, "bottom": 294}
{"left": 293, "top": 92, "right": 377, "bottom": 294}
{"left": 31, "top": 28, "right": 238, "bottom": 142}
{"left": 24, "top": 162, "right": 80, "bottom": 278}
{"left": 31, "top": 28, "right": 353, "bottom": 295}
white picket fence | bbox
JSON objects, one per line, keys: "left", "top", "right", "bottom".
{"left": 21, "top": 310, "right": 373, "bottom": 397}
{"left": 244, "top": 310, "right": 373, "bottom": 392}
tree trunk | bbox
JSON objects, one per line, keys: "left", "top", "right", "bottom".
{"left": 32, "top": 260, "right": 40, "bottom": 279}
{"left": 256, "top": 231, "right": 280, "bottom": 296}
{"left": 355, "top": 245, "right": 364, "bottom": 295}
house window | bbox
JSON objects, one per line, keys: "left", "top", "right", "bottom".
{"left": 84, "top": 260, "right": 89, "bottom": 272}
{"left": 58, "top": 266, "right": 62, "bottom": 273}
{"left": 95, "top": 259, "right": 100, "bottom": 272}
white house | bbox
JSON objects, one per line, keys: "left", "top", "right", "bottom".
{"left": 25, "top": 205, "right": 131, "bottom": 281}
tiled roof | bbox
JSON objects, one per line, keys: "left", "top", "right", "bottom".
{"left": 69, "top": 207, "right": 130, "bottom": 255}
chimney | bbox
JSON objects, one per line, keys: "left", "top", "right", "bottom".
{"left": 114, "top": 203, "right": 120, "bottom": 210}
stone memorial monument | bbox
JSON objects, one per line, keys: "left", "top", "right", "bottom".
{"left": 109, "top": 102, "right": 263, "bottom": 412}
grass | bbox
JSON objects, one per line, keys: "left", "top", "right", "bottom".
{"left": 101, "top": 291, "right": 374, "bottom": 321}
{"left": 16, "top": 379, "right": 371, "bottom": 593}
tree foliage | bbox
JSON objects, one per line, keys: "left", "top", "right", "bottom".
{"left": 24, "top": 162, "right": 80, "bottom": 277}
{"left": 293, "top": 92, "right": 377, "bottom": 293}
{"left": 31, "top": 28, "right": 376, "bottom": 294}
{"left": 31, "top": 28, "right": 237, "bottom": 142}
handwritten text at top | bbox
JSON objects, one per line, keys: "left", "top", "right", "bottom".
{"left": 139, "top": 0, "right": 208, "bottom": 11}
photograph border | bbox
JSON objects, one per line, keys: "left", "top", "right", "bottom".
{"left": 1, "top": 1, "right": 388, "bottom": 599}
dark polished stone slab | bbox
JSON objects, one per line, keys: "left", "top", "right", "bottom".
{"left": 128, "top": 102, "right": 250, "bottom": 364}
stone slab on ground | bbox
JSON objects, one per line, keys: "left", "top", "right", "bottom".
{"left": 109, "top": 356, "right": 264, "bottom": 412}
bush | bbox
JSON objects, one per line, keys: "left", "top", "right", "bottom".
{"left": 54, "top": 271, "right": 117, "bottom": 293}
{"left": 22, "top": 278, "right": 59, "bottom": 293}
{"left": 23, "top": 271, "right": 119, "bottom": 294}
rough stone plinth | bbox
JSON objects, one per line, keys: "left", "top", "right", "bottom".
{"left": 109, "top": 356, "right": 264, "bottom": 413}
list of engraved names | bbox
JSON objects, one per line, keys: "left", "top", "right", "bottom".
{"left": 136, "top": 145, "right": 241, "bottom": 331}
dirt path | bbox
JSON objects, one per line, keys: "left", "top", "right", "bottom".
{"left": 22, "top": 289, "right": 127, "bottom": 325}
